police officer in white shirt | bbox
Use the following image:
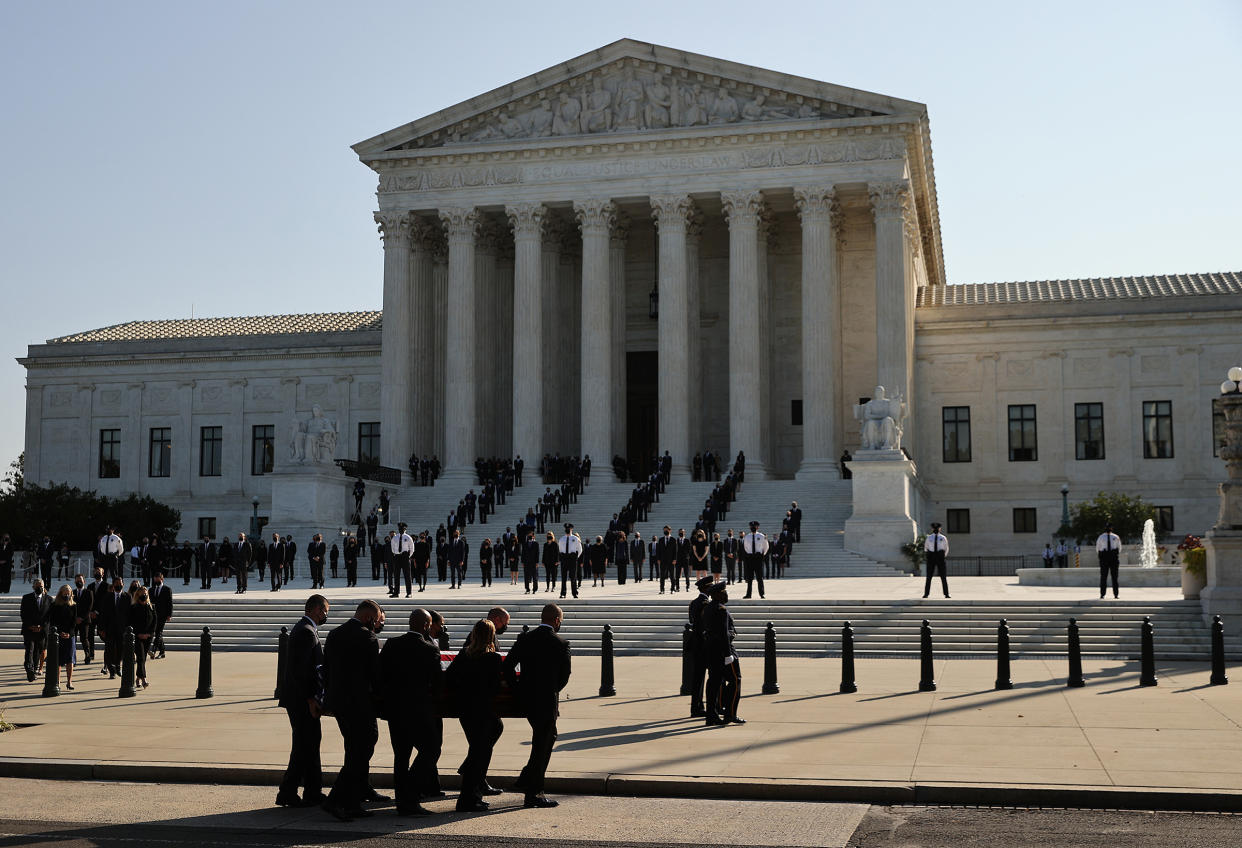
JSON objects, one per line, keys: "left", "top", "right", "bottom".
{"left": 390, "top": 523, "right": 415, "bottom": 598}
{"left": 741, "top": 521, "right": 768, "bottom": 600}
{"left": 558, "top": 524, "right": 582, "bottom": 599}
{"left": 1095, "top": 523, "right": 1122, "bottom": 599}
{"left": 923, "top": 522, "right": 950, "bottom": 598}
{"left": 1055, "top": 540, "right": 1069, "bottom": 568}
{"left": 98, "top": 527, "right": 123, "bottom": 582}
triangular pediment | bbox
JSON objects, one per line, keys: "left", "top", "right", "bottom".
{"left": 353, "top": 39, "right": 925, "bottom": 157}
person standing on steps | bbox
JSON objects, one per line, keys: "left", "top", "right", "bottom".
{"left": 557, "top": 524, "right": 582, "bottom": 599}
{"left": 741, "top": 521, "right": 767, "bottom": 600}
{"left": 1096, "top": 523, "right": 1122, "bottom": 599}
{"left": 923, "top": 522, "right": 950, "bottom": 599}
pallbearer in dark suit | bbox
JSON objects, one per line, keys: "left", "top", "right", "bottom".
{"left": 447, "top": 619, "right": 504, "bottom": 812}
{"left": 922, "top": 522, "right": 949, "bottom": 599}
{"left": 380, "top": 608, "right": 443, "bottom": 816}
{"left": 503, "top": 603, "right": 571, "bottom": 808}
{"left": 150, "top": 574, "right": 173, "bottom": 658}
{"left": 322, "top": 600, "right": 385, "bottom": 822}
{"left": 277, "top": 594, "right": 328, "bottom": 809}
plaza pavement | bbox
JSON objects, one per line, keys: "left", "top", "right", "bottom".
{"left": 1, "top": 642, "right": 1240, "bottom": 811}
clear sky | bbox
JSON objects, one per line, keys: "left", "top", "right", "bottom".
{"left": 2, "top": 0, "right": 1240, "bottom": 473}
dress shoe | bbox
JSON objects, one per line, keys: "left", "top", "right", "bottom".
{"left": 705, "top": 715, "right": 725, "bottom": 726}
{"left": 321, "top": 801, "right": 353, "bottom": 822}
{"left": 727, "top": 716, "right": 747, "bottom": 724}
{"left": 523, "top": 795, "right": 558, "bottom": 808}
{"left": 396, "top": 804, "right": 433, "bottom": 816}
{"left": 364, "top": 789, "right": 391, "bottom": 802}
{"left": 455, "top": 799, "right": 490, "bottom": 812}
{"left": 480, "top": 782, "right": 502, "bottom": 796}
{"left": 690, "top": 707, "right": 706, "bottom": 718}
{"left": 275, "top": 793, "right": 302, "bottom": 807}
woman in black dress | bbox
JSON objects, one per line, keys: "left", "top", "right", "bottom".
{"left": 49, "top": 584, "right": 77, "bottom": 690}
{"left": 691, "top": 529, "right": 710, "bottom": 582}
{"left": 478, "top": 539, "right": 493, "bottom": 588}
{"left": 588, "top": 536, "right": 608, "bottom": 587}
{"left": 127, "top": 587, "right": 157, "bottom": 689}
{"left": 447, "top": 619, "right": 503, "bottom": 812}
{"left": 541, "top": 532, "right": 558, "bottom": 592}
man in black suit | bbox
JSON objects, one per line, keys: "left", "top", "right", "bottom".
{"left": 146, "top": 534, "right": 166, "bottom": 582}
{"left": 150, "top": 573, "right": 174, "bottom": 659}
{"left": 502, "top": 603, "right": 571, "bottom": 809}
{"left": 344, "top": 533, "right": 360, "bottom": 588}
{"left": 78, "top": 568, "right": 103, "bottom": 663}
{"left": 380, "top": 608, "right": 444, "bottom": 816}
{"left": 446, "top": 528, "right": 466, "bottom": 590}
{"left": 0, "top": 533, "right": 14, "bottom": 594}
{"left": 216, "top": 538, "right": 233, "bottom": 587}
{"left": 284, "top": 536, "right": 297, "bottom": 584}
{"left": 268, "top": 533, "right": 286, "bottom": 592}
{"left": 233, "top": 532, "right": 253, "bottom": 594}
{"left": 277, "top": 593, "right": 329, "bottom": 809}
{"left": 789, "top": 501, "right": 803, "bottom": 544}
{"left": 96, "top": 577, "right": 130, "bottom": 678}
{"left": 413, "top": 532, "right": 431, "bottom": 592}
{"left": 198, "top": 536, "right": 216, "bottom": 589}
{"left": 21, "top": 579, "right": 51, "bottom": 681}
{"left": 629, "top": 531, "right": 645, "bottom": 583}
{"left": 322, "top": 600, "right": 385, "bottom": 822}
{"left": 36, "top": 536, "right": 55, "bottom": 585}
{"left": 656, "top": 526, "right": 677, "bottom": 595}
{"left": 307, "top": 533, "right": 327, "bottom": 590}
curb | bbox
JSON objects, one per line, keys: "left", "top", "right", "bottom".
{"left": 3, "top": 757, "right": 1239, "bottom": 813}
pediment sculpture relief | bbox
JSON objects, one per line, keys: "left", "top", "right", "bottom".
{"left": 399, "top": 64, "right": 875, "bottom": 149}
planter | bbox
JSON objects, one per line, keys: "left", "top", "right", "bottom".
{"left": 1181, "top": 564, "right": 1207, "bottom": 600}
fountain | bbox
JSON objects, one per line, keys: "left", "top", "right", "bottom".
{"left": 1140, "top": 518, "right": 1157, "bottom": 569}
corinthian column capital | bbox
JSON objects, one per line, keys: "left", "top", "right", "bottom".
{"left": 610, "top": 211, "right": 631, "bottom": 249}
{"left": 505, "top": 203, "right": 547, "bottom": 239}
{"left": 868, "top": 180, "right": 912, "bottom": 221}
{"left": 649, "top": 194, "right": 694, "bottom": 232}
{"left": 573, "top": 198, "right": 617, "bottom": 235}
{"left": 374, "top": 210, "right": 413, "bottom": 247}
{"left": 439, "top": 207, "right": 480, "bottom": 242}
{"left": 720, "top": 190, "right": 765, "bottom": 224}
{"left": 794, "top": 185, "right": 843, "bottom": 238}
{"left": 408, "top": 217, "right": 441, "bottom": 252}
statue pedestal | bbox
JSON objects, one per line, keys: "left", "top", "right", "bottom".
{"left": 842, "top": 451, "right": 919, "bottom": 570}
{"left": 1202, "top": 530, "right": 1242, "bottom": 630}
{"left": 268, "top": 464, "right": 350, "bottom": 540}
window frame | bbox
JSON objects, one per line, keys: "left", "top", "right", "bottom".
{"left": 199, "top": 425, "right": 223, "bottom": 477}
{"left": 1007, "top": 404, "right": 1038, "bottom": 462}
{"left": 941, "top": 406, "right": 972, "bottom": 463}
{"left": 1012, "top": 507, "right": 1038, "bottom": 534}
{"left": 251, "top": 424, "right": 275, "bottom": 476}
{"left": 357, "top": 421, "right": 381, "bottom": 465}
{"left": 197, "top": 517, "right": 217, "bottom": 540}
{"left": 98, "top": 428, "right": 121, "bottom": 479}
{"left": 148, "top": 427, "right": 172, "bottom": 478}
{"left": 1074, "top": 402, "right": 1105, "bottom": 460}
{"left": 1142, "top": 400, "right": 1174, "bottom": 458}
{"left": 945, "top": 508, "right": 971, "bottom": 534}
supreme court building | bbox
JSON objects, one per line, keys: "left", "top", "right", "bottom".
{"left": 19, "top": 40, "right": 1241, "bottom": 558}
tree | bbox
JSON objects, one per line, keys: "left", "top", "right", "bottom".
{"left": 0, "top": 453, "right": 22, "bottom": 495}
{"left": 1067, "top": 491, "right": 1156, "bottom": 544}
{"left": 0, "top": 481, "right": 180, "bottom": 549}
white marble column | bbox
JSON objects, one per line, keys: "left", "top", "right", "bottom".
{"left": 507, "top": 203, "right": 546, "bottom": 464}
{"left": 541, "top": 219, "right": 568, "bottom": 451}
{"left": 474, "top": 219, "right": 501, "bottom": 457}
{"left": 650, "top": 194, "right": 694, "bottom": 475}
{"left": 721, "top": 190, "right": 770, "bottom": 479}
{"left": 686, "top": 209, "right": 704, "bottom": 459}
{"left": 794, "top": 186, "right": 843, "bottom": 479}
{"left": 23, "top": 385, "right": 42, "bottom": 484}
{"left": 430, "top": 232, "right": 448, "bottom": 462}
{"left": 869, "top": 181, "right": 914, "bottom": 410}
{"left": 610, "top": 215, "right": 629, "bottom": 461}
{"left": 439, "top": 207, "right": 479, "bottom": 478}
{"left": 409, "top": 219, "right": 438, "bottom": 460}
{"left": 495, "top": 237, "right": 515, "bottom": 458}
{"left": 78, "top": 384, "right": 96, "bottom": 490}
{"left": 376, "top": 210, "right": 413, "bottom": 472}
{"left": 574, "top": 198, "right": 616, "bottom": 467}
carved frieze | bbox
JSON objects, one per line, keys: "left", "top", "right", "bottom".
{"left": 395, "top": 60, "right": 879, "bottom": 151}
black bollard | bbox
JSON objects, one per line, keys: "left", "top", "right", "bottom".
{"left": 918, "top": 619, "right": 936, "bottom": 692}
{"left": 118, "top": 627, "right": 137, "bottom": 698}
{"left": 599, "top": 624, "right": 616, "bottom": 697}
{"left": 1066, "top": 618, "right": 1085, "bottom": 688}
{"left": 679, "top": 622, "right": 693, "bottom": 696}
{"left": 274, "top": 625, "right": 289, "bottom": 700}
{"left": 196, "top": 627, "right": 214, "bottom": 699}
{"left": 762, "top": 622, "right": 779, "bottom": 694}
{"left": 1139, "top": 616, "right": 1158, "bottom": 687}
{"left": 1210, "top": 615, "right": 1229, "bottom": 686}
{"left": 839, "top": 621, "right": 857, "bottom": 694}
{"left": 42, "top": 625, "right": 61, "bottom": 697}
{"left": 995, "top": 619, "right": 1013, "bottom": 691}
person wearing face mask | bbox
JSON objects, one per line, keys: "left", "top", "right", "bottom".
{"left": 380, "top": 608, "right": 444, "bottom": 816}
{"left": 77, "top": 570, "right": 101, "bottom": 664}
{"left": 96, "top": 577, "right": 130, "bottom": 679}
{"left": 503, "top": 603, "right": 571, "bottom": 809}
{"left": 36, "top": 536, "right": 55, "bottom": 586}
{"left": 655, "top": 526, "right": 676, "bottom": 595}
{"left": 322, "top": 600, "right": 386, "bottom": 822}
{"left": 21, "top": 579, "right": 52, "bottom": 681}
{"left": 703, "top": 582, "right": 743, "bottom": 726}
{"left": 150, "top": 573, "right": 174, "bottom": 659}
{"left": 277, "top": 594, "right": 330, "bottom": 810}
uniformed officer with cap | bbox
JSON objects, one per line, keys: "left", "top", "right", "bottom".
{"left": 703, "top": 581, "right": 743, "bottom": 725}
{"left": 741, "top": 521, "right": 768, "bottom": 600}
{"left": 390, "top": 522, "right": 415, "bottom": 598}
{"left": 923, "top": 522, "right": 949, "bottom": 599}
{"left": 688, "top": 575, "right": 716, "bottom": 717}
{"left": 557, "top": 524, "right": 582, "bottom": 599}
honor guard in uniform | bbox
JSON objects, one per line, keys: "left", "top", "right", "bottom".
{"left": 1096, "top": 523, "right": 1122, "bottom": 599}
{"left": 703, "top": 582, "right": 744, "bottom": 725}
{"left": 390, "top": 524, "right": 414, "bottom": 598}
{"left": 99, "top": 527, "right": 123, "bottom": 582}
{"left": 688, "top": 576, "right": 716, "bottom": 717}
{"left": 557, "top": 525, "right": 582, "bottom": 599}
{"left": 741, "top": 522, "right": 768, "bottom": 599}
{"left": 923, "top": 522, "right": 950, "bottom": 599}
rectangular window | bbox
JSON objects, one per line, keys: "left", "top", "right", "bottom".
{"left": 251, "top": 424, "right": 275, "bottom": 476}
{"left": 945, "top": 508, "right": 970, "bottom": 534}
{"left": 358, "top": 422, "right": 381, "bottom": 465}
{"left": 1154, "top": 506, "right": 1174, "bottom": 535}
{"left": 197, "top": 517, "right": 216, "bottom": 540}
{"left": 1214, "top": 399, "right": 1226, "bottom": 458}
{"left": 1074, "top": 402, "right": 1105, "bottom": 460}
{"left": 199, "top": 426, "right": 222, "bottom": 477}
{"left": 148, "top": 427, "right": 172, "bottom": 478}
{"left": 1012, "top": 507, "right": 1037, "bottom": 533}
{"left": 790, "top": 399, "right": 803, "bottom": 426}
{"left": 941, "top": 406, "right": 971, "bottom": 463}
{"left": 1142, "top": 400, "right": 1174, "bottom": 458}
{"left": 1007, "top": 405, "right": 1038, "bottom": 461}
{"left": 99, "top": 429, "right": 120, "bottom": 479}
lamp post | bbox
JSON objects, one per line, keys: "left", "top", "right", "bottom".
{"left": 1060, "top": 483, "right": 1070, "bottom": 532}
{"left": 249, "top": 496, "right": 260, "bottom": 539}
{"left": 1201, "top": 365, "right": 1242, "bottom": 628}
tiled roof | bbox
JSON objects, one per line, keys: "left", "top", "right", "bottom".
{"left": 917, "top": 271, "right": 1242, "bottom": 307}
{"left": 48, "top": 311, "right": 383, "bottom": 344}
